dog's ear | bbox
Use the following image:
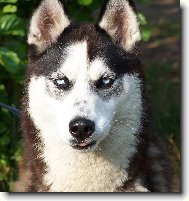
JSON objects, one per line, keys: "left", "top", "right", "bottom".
{"left": 28, "top": 0, "right": 70, "bottom": 53}
{"left": 98, "top": 0, "right": 141, "bottom": 52}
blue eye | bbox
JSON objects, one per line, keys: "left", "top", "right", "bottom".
{"left": 102, "top": 77, "right": 113, "bottom": 85}
{"left": 54, "top": 76, "right": 71, "bottom": 90}
{"left": 56, "top": 79, "right": 66, "bottom": 85}
{"left": 96, "top": 76, "right": 115, "bottom": 89}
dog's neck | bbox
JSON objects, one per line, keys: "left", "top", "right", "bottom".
{"left": 38, "top": 127, "right": 136, "bottom": 192}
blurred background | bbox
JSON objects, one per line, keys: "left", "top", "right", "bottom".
{"left": 0, "top": 0, "right": 180, "bottom": 192}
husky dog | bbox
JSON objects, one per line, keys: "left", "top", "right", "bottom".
{"left": 14, "top": 0, "right": 172, "bottom": 192}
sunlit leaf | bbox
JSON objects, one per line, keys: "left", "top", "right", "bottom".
{"left": 6, "top": 29, "right": 25, "bottom": 36}
{"left": 138, "top": 13, "right": 147, "bottom": 25}
{"left": 2, "top": 5, "right": 17, "bottom": 13}
{"left": 0, "top": 0, "right": 17, "bottom": 3}
{"left": 0, "top": 159, "right": 7, "bottom": 166}
{"left": 0, "top": 14, "right": 24, "bottom": 36}
{"left": 0, "top": 47, "right": 20, "bottom": 74}
{"left": 0, "top": 14, "right": 19, "bottom": 30}
{"left": 142, "top": 30, "right": 151, "bottom": 42}
{"left": 77, "top": 0, "right": 93, "bottom": 6}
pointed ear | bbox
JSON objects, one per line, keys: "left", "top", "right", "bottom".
{"left": 28, "top": 0, "right": 70, "bottom": 53}
{"left": 98, "top": 0, "right": 141, "bottom": 52}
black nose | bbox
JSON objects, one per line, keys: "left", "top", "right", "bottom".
{"left": 69, "top": 118, "right": 95, "bottom": 140}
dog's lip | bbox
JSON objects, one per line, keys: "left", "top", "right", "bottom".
{"left": 71, "top": 140, "right": 96, "bottom": 150}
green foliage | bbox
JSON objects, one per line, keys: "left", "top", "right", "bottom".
{"left": 0, "top": 0, "right": 26, "bottom": 191}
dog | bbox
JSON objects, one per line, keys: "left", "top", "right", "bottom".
{"left": 14, "top": 0, "right": 172, "bottom": 192}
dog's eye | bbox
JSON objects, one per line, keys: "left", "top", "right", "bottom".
{"left": 96, "top": 76, "right": 115, "bottom": 89}
{"left": 54, "top": 77, "right": 71, "bottom": 90}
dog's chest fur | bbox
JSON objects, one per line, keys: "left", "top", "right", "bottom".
{"left": 42, "top": 142, "right": 128, "bottom": 192}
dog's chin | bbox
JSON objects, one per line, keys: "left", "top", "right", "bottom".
{"left": 74, "top": 143, "right": 97, "bottom": 153}
{"left": 70, "top": 140, "right": 98, "bottom": 153}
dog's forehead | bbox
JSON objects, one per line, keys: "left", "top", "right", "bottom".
{"left": 28, "top": 24, "right": 142, "bottom": 79}
{"left": 59, "top": 41, "right": 109, "bottom": 81}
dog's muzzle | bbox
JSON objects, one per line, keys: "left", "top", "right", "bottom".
{"left": 69, "top": 117, "right": 96, "bottom": 151}
{"left": 69, "top": 117, "right": 95, "bottom": 140}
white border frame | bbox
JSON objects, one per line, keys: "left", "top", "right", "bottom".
{"left": 0, "top": 1, "right": 186, "bottom": 200}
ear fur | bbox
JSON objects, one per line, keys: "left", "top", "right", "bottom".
{"left": 98, "top": 0, "right": 141, "bottom": 52}
{"left": 28, "top": 0, "right": 70, "bottom": 53}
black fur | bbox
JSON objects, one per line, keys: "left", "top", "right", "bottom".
{"left": 29, "top": 24, "right": 143, "bottom": 77}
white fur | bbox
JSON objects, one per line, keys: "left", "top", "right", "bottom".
{"left": 28, "top": 0, "right": 70, "bottom": 53}
{"left": 134, "top": 180, "right": 149, "bottom": 192}
{"left": 28, "top": 41, "right": 143, "bottom": 192}
{"left": 59, "top": 42, "right": 88, "bottom": 81}
{"left": 99, "top": 0, "right": 141, "bottom": 51}
{"left": 59, "top": 42, "right": 110, "bottom": 81}
{"left": 89, "top": 59, "right": 109, "bottom": 81}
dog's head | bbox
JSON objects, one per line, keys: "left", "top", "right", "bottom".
{"left": 26, "top": 0, "right": 143, "bottom": 152}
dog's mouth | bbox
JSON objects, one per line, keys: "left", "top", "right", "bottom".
{"left": 71, "top": 140, "right": 97, "bottom": 151}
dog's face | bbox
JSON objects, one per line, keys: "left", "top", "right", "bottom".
{"left": 26, "top": 0, "right": 143, "bottom": 152}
